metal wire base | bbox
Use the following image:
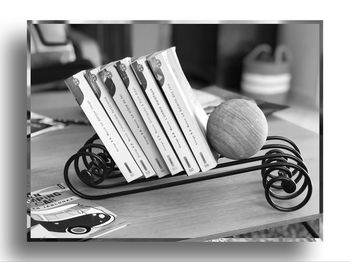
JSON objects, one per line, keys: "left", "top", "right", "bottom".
{"left": 63, "top": 134, "right": 312, "bottom": 212}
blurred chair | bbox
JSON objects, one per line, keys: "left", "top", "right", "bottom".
{"left": 29, "top": 23, "right": 102, "bottom": 92}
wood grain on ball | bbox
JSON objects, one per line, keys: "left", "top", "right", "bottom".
{"left": 207, "top": 99, "right": 268, "bottom": 160}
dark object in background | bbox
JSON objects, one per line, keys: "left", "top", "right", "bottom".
{"left": 217, "top": 24, "right": 279, "bottom": 91}
{"left": 31, "top": 59, "right": 93, "bottom": 85}
{"left": 199, "top": 86, "right": 288, "bottom": 117}
{"left": 257, "top": 100, "right": 288, "bottom": 116}
{"left": 172, "top": 24, "right": 219, "bottom": 88}
{"left": 172, "top": 24, "right": 278, "bottom": 91}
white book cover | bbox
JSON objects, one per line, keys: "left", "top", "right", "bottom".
{"left": 147, "top": 48, "right": 218, "bottom": 172}
{"left": 131, "top": 56, "right": 200, "bottom": 176}
{"left": 65, "top": 71, "right": 143, "bottom": 183}
{"left": 115, "top": 58, "right": 184, "bottom": 175}
{"left": 99, "top": 63, "right": 170, "bottom": 178}
{"left": 166, "top": 47, "right": 215, "bottom": 137}
{"left": 87, "top": 68, "right": 155, "bottom": 178}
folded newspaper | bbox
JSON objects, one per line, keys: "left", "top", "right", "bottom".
{"left": 27, "top": 183, "right": 128, "bottom": 239}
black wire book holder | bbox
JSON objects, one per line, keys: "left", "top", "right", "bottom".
{"left": 64, "top": 134, "right": 312, "bottom": 212}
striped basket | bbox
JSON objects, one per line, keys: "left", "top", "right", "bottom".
{"left": 241, "top": 44, "right": 292, "bottom": 104}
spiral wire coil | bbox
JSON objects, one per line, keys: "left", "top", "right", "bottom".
{"left": 64, "top": 134, "right": 312, "bottom": 212}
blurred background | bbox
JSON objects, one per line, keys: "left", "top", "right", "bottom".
{"left": 29, "top": 22, "right": 320, "bottom": 132}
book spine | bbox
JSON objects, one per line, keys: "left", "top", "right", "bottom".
{"left": 147, "top": 50, "right": 218, "bottom": 172}
{"left": 86, "top": 68, "right": 156, "bottom": 178}
{"left": 165, "top": 47, "right": 219, "bottom": 163}
{"left": 166, "top": 47, "right": 214, "bottom": 138}
{"left": 115, "top": 58, "right": 184, "bottom": 175}
{"left": 131, "top": 57, "right": 200, "bottom": 176}
{"left": 100, "top": 64, "right": 171, "bottom": 178}
{"left": 65, "top": 71, "right": 143, "bottom": 182}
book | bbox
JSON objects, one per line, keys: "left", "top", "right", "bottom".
{"left": 131, "top": 56, "right": 200, "bottom": 176}
{"left": 99, "top": 63, "right": 170, "bottom": 178}
{"left": 65, "top": 71, "right": 144, "bottom": 182}
{"left": 147, "top": 47, "right": 218, "bottom": 172}
{"left": 114, "top": 58, "right": 184, "bottom": 176}
{"left": 86, "top": 68, "right": 156, "bottom": 178}
{"left": 27, "top": 183, "right": 128, "bottom": 239}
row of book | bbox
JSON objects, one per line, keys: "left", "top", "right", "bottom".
{"left": 65, "top": 47, "right": 218, "bottom": 182}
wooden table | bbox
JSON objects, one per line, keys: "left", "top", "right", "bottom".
{"left": 30, "top": 89, "right": 321, "bottom": 241}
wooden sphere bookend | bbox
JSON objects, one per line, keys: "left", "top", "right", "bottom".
{"left": 207, "top": 99, "right": 268, "bottom": 160}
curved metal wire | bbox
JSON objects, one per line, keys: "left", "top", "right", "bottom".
{"left": 63, "top": 134, "right": 313, "bottom": 212}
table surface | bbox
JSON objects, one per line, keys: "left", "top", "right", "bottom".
{"left": 29, "top": 88, "right": 321, "bottom": 241}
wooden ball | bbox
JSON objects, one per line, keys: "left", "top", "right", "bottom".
{"left": 207, "top": 99, "right": 268, "bottom": 160}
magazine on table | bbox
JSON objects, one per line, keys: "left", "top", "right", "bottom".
{"left": 27, "top": 183, "right": 128, "bottom": 239}
{"left": 28, "top": 111, "right": 65, "bottom": 138}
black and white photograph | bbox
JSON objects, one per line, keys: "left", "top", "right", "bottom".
{"left": 2, "top": 0, "right": 350, "bottom": 261}
{"left": 28, "top": 21, "right": 322, "bottom": 242}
